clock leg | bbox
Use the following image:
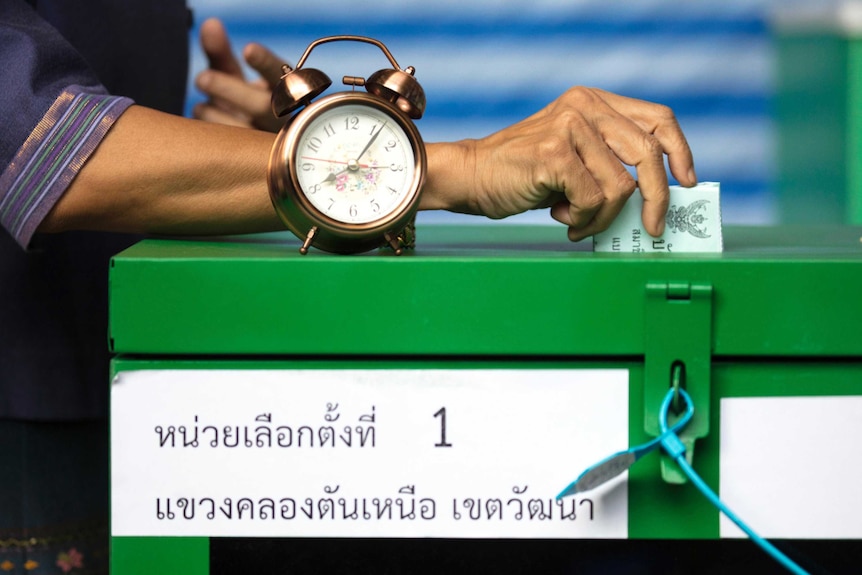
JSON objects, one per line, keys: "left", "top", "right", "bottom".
{"left": 300, "top": 226, "right": 318, "bottom": 255}
{"left": 383, "top": 232, "right": 404, "bottom": 256}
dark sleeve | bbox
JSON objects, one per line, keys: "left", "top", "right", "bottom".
{"left": 0, "top": 0, "right": 133, "bottom": 247}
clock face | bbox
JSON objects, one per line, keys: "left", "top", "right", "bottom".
{"left": 293, "top": 102, "right": 417, "bottom": 225}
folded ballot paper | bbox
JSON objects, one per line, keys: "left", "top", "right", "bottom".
{"left": 593, "top": 182, "right": 723, "bottom": 253}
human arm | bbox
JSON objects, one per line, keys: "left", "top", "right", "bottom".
{"left": 192, "top": 21, "right": 696, "bottom": 239}
{"left": 0, "top": 1, "right": 134, "bottom": 246}
{"left": 38, "top": 90, "right": 693, "bottom": 242}
{"left": 423, "top": 87, "right": 697, "bottom": 240}
{"left": 0, "top": 4, "right": 281, "bottom": 242}
{"left": 36, "top": 105, "right": 283, "bottom": 236}
{"left": 13, "top": 10, "right": 693, "bottom": 241}
{"left": 0, "top": 0, "right": 195, "bottom": 247}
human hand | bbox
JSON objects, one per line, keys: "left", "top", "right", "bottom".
{"left": 456, "top": 86, "right": 696, "bottom": 240}
{"left": 192, "top": 18, "right": 287, "bottom": 133}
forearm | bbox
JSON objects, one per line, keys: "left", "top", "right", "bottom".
{"left": 42, "top": 108, "right": 482, "bottom": 235}
{"left": 39, "top": 105, "right": 284, "bottom": 236}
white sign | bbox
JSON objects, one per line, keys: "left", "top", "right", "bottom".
{"left": 720, "top": 396, "right": 862, "bottom": 539}
{"left": 111, "top": 368, "right": 629, "bottom": 538}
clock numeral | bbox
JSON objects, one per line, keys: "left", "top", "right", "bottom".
{"left": 370, "top": 199, "right": 380, "bottom": 213}
{"left": 387, "top": 186, "right": 399, "bottom": 195}
{"left": 307, "top": 184, "right": 321, "bottom": 195}
{"left": 301, "top": 163, "right": 314, "bottom": 172}
{"left": 349, "top": 204, "right": 358, "bottom": 218}
{"left": 345, "top": 116, "right": 360, "bottom": 131}
{"left": 323, "top": 123, "right": 336, "bottom": 137}
{"left": 307, "top": 137, "right": 323, "bottom": 153}
{"left": 385, "top": 140, "right": 397, "bottom": 152}
{"left": 327, "top": 198, "right": 335, "bottom": 212}
{"left": 389, "top": 164, "right": 405, "bottom": 172}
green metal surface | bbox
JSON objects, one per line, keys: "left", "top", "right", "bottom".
{"left": 108, "top": 226, "right": 862, "bottom": 572}
{"left": 110, "top": 357, "right": 862, "bottom": 545}
{"left": 644, "top": 282, "right": 713, "bottom": 484}
{"left": 112, "top": 536, "right": 208, "bottom": 575}
{"left": 109, "top": 225, "right": 862, "bottom": 357}
{"left": 628, "top": 360, "right": 862, "bottom": 539}
{"left": 628, "top": 363, "right": 719, "bottom": 539}
{"left": 850, "top": 39, "right": 862, "bottom": 224}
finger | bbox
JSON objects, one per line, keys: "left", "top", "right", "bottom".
{"left": 593, "top": 111, "right": 669, "bottom": 237}
{"left": 195, "top": 70, "right": 269, "bottom": 118}
{"left": 244, "top": 43, "right": 290, "bottom": 88}
{"left": 192, "top": 102, "right": 252, "bottom": 128}
{"left": 580, "top": 176, "right": 634, "bottom": 237}
{"left": 655, "top": 115, "right": 697, "bottom": 187}
{"left": 562, "top": 196, "right": 632, "bottom": 242}
{"left": 563, "top": 163, "right": 604, "bottom": 231}
{"left": 548, "top": 200, "right": 601, "bottom": 242}
{"left": 200, "top": 18, "right": 244, "bottom": 78}
{"left": 632, "top": 139, "right": 669, "bottom": 238}
{"left": 547, "top": 186, "right": 602, "bottom": 230}
{"left": 570, "top": 124, "right": 638, "bottom": 233}
{"left": 595, "top": 89, "right": 697, "bottom": 187}
{"left": 629, "top": 135, "right": 668, "bottom": 237}
{"left": 550, "top": 162, "right": 604, "bottom": 232}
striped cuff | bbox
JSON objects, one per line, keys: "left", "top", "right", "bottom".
{"left": 0, "top": 86, "right": 134, "bottom": 248}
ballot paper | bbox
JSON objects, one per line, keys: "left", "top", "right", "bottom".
{"left": 593, "top": 182, "right": 723, "bottom": 253}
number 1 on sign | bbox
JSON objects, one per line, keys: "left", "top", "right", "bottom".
{"left": 433, "top": 407, "right": 453, "bottom": 448}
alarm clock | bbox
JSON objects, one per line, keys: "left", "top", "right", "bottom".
{"left": 267, "top": 35, "right": 427, "bottom": 255}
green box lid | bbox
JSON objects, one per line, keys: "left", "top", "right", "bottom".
{"left": 109, "top": 224, "right": 862, "bottom": 357}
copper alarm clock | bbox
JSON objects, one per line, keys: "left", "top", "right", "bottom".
{"left": 267, "top": 36, "right": 426, "bottom": 255}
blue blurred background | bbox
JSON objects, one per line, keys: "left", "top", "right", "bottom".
{"left": 185, "top": 0, "right": 807, "bottom": 227}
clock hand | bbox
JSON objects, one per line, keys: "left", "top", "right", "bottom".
{"left": 301, "top": 157, "right": 375, "bottom": 185}
{"left": 301, "top": 157, "right": 371, "bottom": 168}
{"left": 319, "top": 172, "right": 337, "bottom": 186}
{"left": 356, "top": 121, "right": 387, "bottom": 162}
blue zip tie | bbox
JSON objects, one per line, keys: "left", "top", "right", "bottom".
{"left": 558, "top": 387, "right": 811, "bottom": 575}
{"left": 556, "top": 391, "right": 694, "bottom": 498}
{"left": 658, "top": 389, "right": 809, "bottom": 575}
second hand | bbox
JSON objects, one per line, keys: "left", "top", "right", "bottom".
{"left": 301, "top": 156, "right": 373, "bottom": 168}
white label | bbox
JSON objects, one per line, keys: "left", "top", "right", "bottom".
{"left": 111, "top": 369, "right": 629, "bottom": 538}
{"left": 593, "top": 182, "right": 723, "bottom": 253}
{"left": 720, "top": 396, "right": 862, "bottom": 539}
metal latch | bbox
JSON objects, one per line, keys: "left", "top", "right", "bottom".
{"left": 644, "top": 282, "right": 713, "bottom": 483}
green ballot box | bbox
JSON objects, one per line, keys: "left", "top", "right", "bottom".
{"left": 108, "top": 225, "right": 862, "bottom": 574}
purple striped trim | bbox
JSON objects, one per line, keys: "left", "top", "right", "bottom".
{"left": 0, "top": 86, "right": 134, "bottom": 248}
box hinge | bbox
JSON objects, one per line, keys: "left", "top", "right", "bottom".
{"left": 644, "top": 281, "right": 713, "bottom": 483}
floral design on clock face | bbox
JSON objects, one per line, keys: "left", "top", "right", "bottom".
{"left": 294, "top": 103, "right": 417, "bottom": 225}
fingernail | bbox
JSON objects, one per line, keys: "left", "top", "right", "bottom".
{"left": 688, "top": 167, "right": 697, "bottom": 185}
